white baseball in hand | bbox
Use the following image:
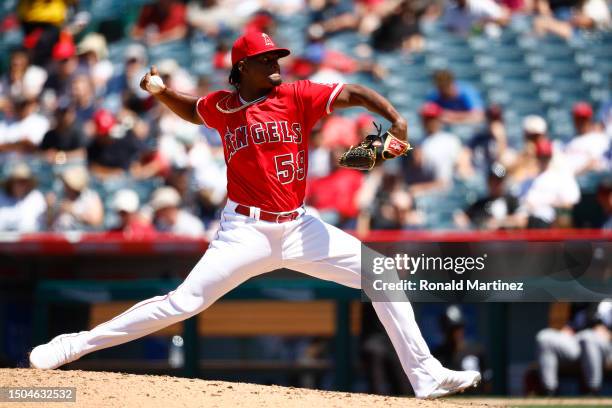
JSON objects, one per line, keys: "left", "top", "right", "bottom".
{"left": 147, "top": 75, "right": 165, "bottom": 94}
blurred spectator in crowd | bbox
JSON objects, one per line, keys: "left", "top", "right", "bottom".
{"left": 504, "top": 115, "right": 550, "bottom": 191}
{"left": 455, "top": 163, "right": 524, "bottom": 230}
{"left": 442, "top": 0, "right": 510, "bottom": 37}
{"left": 290, "top": 41, "right": 386, "bottom": 83}
{"left": 39, "top": 99, "right": 87, "bottom": 163}
{"left": 521, "top": 138, "right": 580, "bottom": 228}
{"left": 187, "top": 0, "right": 259, "bottom": 38}
{"left": 212, "top": 41, "right": 232, "bottom": 70}
{"left": 148, "top": 186, "right": 204, "bottom": 236}
{"left": 357, "top": 166, "right": 424, "bottom": 233}
{"left": 76, "top": 33, "right": 114, "bottom": 95}
{"left": 317, "top": 113, "right": 372, "bottom": 154}
{"left": 17, "top": 0, "right": 72, "bottom": 65}
{"left": 189, "top": 142, "right": 227, "bottom": 222}
{"left": 156, "top": 103, "right": 200, "bottom": 168}
{"left": 500, "top": 0, "right": 533, "bottom": 13}
{"left": 0, "top": 163, "right": 46, "bottom": 232}
{"left": 308, "top": 128, "right": 331, "bottom": 179}
{"left": 243, "top": 10, "right": 278, "bottom": 36}
{"left": 0, "top": 48, "right": 47, "bottom": 109}
{"left": 564, "top": 102, "right": 610, "bottom": 175}
{"left": 466, "top": 105, "right": 512, "bottom": 175}
{"left": 533, "top": 0, "right": 611, "bottom": 40}
{"left": 308, "top": 0, "right": 358, "bottom": 38}
{"left": 427, "top": 70, "right": 484, "bottom": 125}
{"left": 132, "top": 0, "right": 188, "bottom": 46}
{"left": 371, "top": 0, "right": 424, "bottom": 53}
{"left": 306, "top": 147, "right": 364, "bottom": 228}
{"left": 43, "top": 32, "right": 79, "bottom": 102}
{"left": 109, "top": 189, "right": 156, "bottom": 238}
{"left": 597, "top": 178, "right": 612, "bottom": 230}
{"left": 70, "top": 74, "right": 97, "bottom": 123}
{"left": 598, "top": 82, "right": 612, "bottom": 138}
{"left": 166, "top": 167, "right": 197, "bottom": 213}
{"left": 156, "top": 58, "right": 196, "bottom": 94}
{"left": 47, "top": 166, "right": 104, "bottom": 231}
{"left": 535, "top": 301, "right": 612, "bottom": 395}
{"left": 402, "top": 146, "right": 440, "bottom": 196}
{"left": 433, "top": 305, "right": 490, "bottom": 393}
{"left": 419, "top": 102, "right": 462, "bottom": 187}
{"left": 86, "top": 109, "right": 147, "bottom": 179}
{"left": 106, "top": 44, "right": 148, "bottom": 99}
{"left": 0, "top": 96, "right": 49, "bottom": 153}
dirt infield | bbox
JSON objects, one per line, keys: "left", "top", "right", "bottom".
{"left": 0, "top": 369, "right": 610, "bottom": 408}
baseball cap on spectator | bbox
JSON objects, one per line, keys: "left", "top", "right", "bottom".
{"left": 356, "top": 113, "right": 375, "bottom": 131}
{"left": 77, "top": 33, "right": 108, "bottom": 60}
{"left": 113, "top": 189, "right": 140, "bottom": 213}
{"left": 321, "top": 116, "right": 359, "bottom": 148}
{"left": 7, "top": 163, "right": 34, "bottom": 181}
{"left": 596, "top": 300, "right": 612, "bottom": 329}
{"left": 21, "top": 65, "right": 47, "bottom": 99}
{"left": 150, "top": 187, "right": 181, "bottom": 211}
{"left": 93, "top": 109, "right": 116, "bottom": 136}
{"left": 61, "top": 167, "right": 89, "bottom": 192}
{"left": 522, "top": 115, "right": 547, "bottom": 134}
{"left": 535, "top": 138, "right": 553, "bottom": 158}
{"left": 231, "top": 31, "right": 290, "bottom": 66}
{"left": 52, "top": 34, "right": 76, "bottom": 61}
{"left": 124, "top": 43, "right": 147, "bottom": 63}
{"left": 244, "top": 11, "right": 275, "bottom": 34}
{"left": 420, "top": 102, "right": 443, "bottom": 119}
{"left": 572, "top": 102, "right": 593, "bottom": 119}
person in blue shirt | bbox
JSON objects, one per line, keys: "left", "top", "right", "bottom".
{"left": 427, "top": 69, "right": 485, "bottom": 125}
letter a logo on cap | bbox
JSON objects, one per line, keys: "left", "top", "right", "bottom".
{"left": 262, "top": 33, "right": 274, "bottom": 47}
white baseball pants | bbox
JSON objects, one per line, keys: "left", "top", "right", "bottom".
{"left": 66, "top": 199, "right": 445, "bottom": 396}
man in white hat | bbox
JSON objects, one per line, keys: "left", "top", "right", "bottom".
{"left": 0, "top": 162, "right": 46, "bottom": 232}
{"left": 504, "top": 115, "right": 552, "bottom": 190}
{"left": 76, "top": 33, "right": 113, "bottom": 92}
{"left": 149, "top": 186, "right": 204, "bottom": 237}
{"left": 48, "top": 166, "right": 103, "bottom": 231}
{"left": 109, "top": 189, "right": 155, "bottom": 238}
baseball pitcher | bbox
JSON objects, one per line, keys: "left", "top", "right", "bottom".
{"left": 30, "top": 32, "right": 480, "bottom": 398}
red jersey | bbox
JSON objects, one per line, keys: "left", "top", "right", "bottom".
{"left": 196, "top": 80, "right": 344, "bottom": 212}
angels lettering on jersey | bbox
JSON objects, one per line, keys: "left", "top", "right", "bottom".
{"left": 223, "top": 121, "right": 302, "bottom": 162}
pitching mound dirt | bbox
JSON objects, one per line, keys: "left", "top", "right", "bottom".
{"left": 1, "top": 369, "right": 610, "bottom": 407}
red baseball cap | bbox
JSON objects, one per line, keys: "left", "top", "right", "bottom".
{"left": 93, "top": 109, "right": 116, "bottom": 136}
{"left": 231, "top": 32, "right": 290, "bottom": 66}
{"left": 356, "top": 113, "right": 375, "bottom": 129}
{"left": 420, "top": 102, "right": 443, "bottom": 118}
{"left": 535, "top": 138, "right": 553, "bottom": 158}
{"left": 52, "top": 39, "right": 76, "bottom": 60}
{"left": 52, "top": 32, "right": 76, "bottom": 60}
{"left": 572, "top": 102, "right": 593, "bottom": 119}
